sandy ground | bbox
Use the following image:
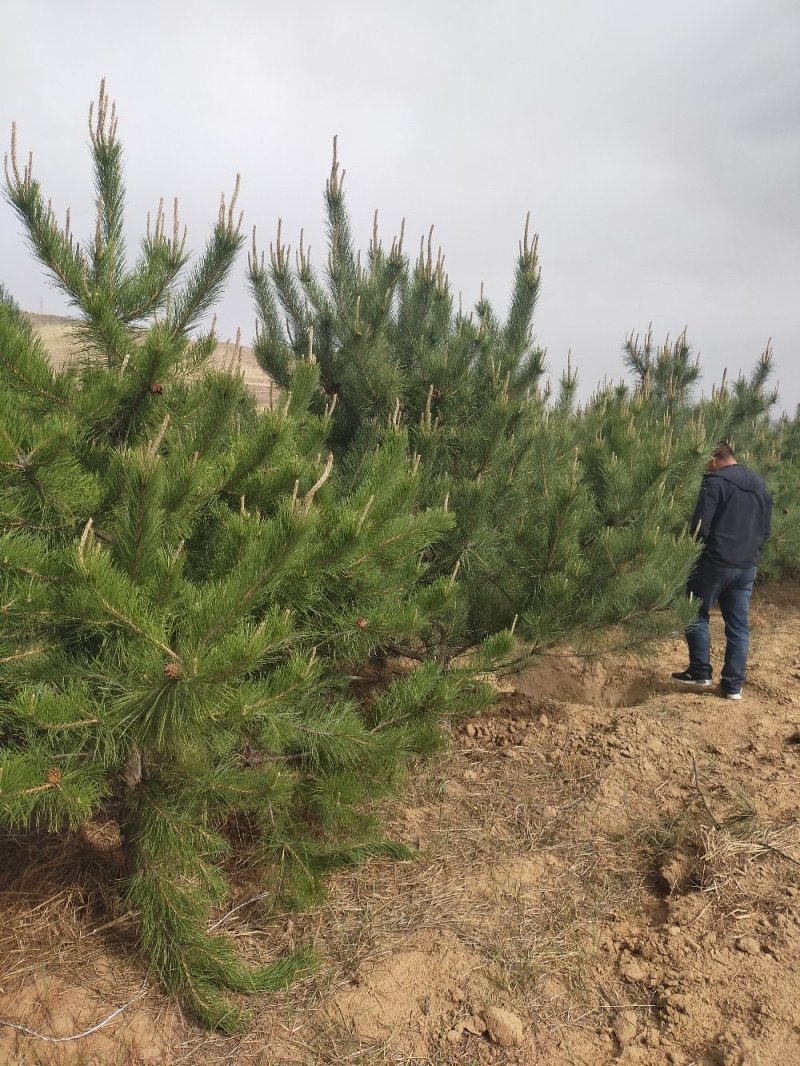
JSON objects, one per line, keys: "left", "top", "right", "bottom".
{"left": 2, "top": 583, "right": 800, "bottom": 1065}
{"left": 21, "top": 313, "right": 278, "bottom": 410}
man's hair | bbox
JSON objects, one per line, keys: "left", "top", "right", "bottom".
{"left": 712, "top": 441, "right": 735, "bottom": 461}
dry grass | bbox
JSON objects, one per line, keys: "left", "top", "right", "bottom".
{"left": 4, "top": 598, "right": 800, "bottom": 1062}
{"left": 0, "top": 831, "right": 130, "bottom": 984}
{"left": 623, "top": 766, "right": 800, "bottom": 926}
{"left": 4, "top": 726, "right": 798, "bottom": 1063}
{"left": 2, "top": 729, "right": 614, "bottom": 1061}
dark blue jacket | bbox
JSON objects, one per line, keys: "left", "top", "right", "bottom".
{"left": 690, "top": 464, "right": 773, "bottom": 567}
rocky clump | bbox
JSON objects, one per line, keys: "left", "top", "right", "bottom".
{"left": 446, "top": 1005, "right": 525, "bottom": 1048}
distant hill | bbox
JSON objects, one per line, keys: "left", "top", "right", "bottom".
{"left": 22, "top": 312, "right": 278, "bottom": 410}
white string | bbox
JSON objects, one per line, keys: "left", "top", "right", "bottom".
{"left": 0, "top": 980, "right": 149, "bottom": 1044}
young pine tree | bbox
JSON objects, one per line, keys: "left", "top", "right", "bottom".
{"left": 709, "top": 345, "right": 798, "bottom": 578}
{"left": 758, "top": 401, "right": 800, "bottom": 576}
{"left": 0, "top": 87, "right": 500, "bottom": 1029}
{"left": 623, "top": 326, "right": 799, "bottom": 578}
{"left": 249, "top": 147, "right": 712, "bottom": 661}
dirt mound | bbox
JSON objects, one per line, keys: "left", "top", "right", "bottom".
{"left": 326, "top": 934, "right": 495, "bottom": 1057}
{"left": 510, "top": 651, "right": 668, "bottom": 709}
{"left": 2, "top": 585, "right": 800, "bottom": 1063}
{"left": 21, "top": 311, "right": 278, "bottom": 410}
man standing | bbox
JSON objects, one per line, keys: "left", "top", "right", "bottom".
{"left": 672, "top": 442, "right": 773, "bottom": 699}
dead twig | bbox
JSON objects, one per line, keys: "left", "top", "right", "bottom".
{"left": 0, "top": 978, "right": 149, "bottom": 1043}
{"left": 691, "top": 751, "right": 800, "bottom": 870}
{"left": 208, "top": 890, "right": 273, "bottom": 931}
{"left": 690, "top": 751, "right": 721, "bottom": 829}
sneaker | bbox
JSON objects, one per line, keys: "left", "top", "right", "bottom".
{"left": 671, "top": 670, "right": 712, "bottom": 688}
{"left": 722, "top": 688, "right": 743, "bottom": 700}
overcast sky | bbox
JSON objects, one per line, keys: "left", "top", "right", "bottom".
{"left": 2, "top": 0, "right": 799, "bottom": 410}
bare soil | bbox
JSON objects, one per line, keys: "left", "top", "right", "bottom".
{"left": 2, "top": 584, "right": 800, "bottom": 1065}
{"left": 22, "top": 313, "right": 278, "bottom": 410}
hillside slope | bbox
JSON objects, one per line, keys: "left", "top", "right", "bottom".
{"left": 22, "top": 312, "right": 278, "bottom": 409}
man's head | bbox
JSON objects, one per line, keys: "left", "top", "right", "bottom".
{"left": 707, "top": 441, "right": 737, "bottom": 473}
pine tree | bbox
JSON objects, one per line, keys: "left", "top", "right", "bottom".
{"left": 0, "top": 86, "right": 500, "bottom": 1029}
{"left": 622, "top": 326, "right": 702, "bottom": 409}
{"left": 248, "top": 146, "right": 714, "bottom": 661}
{"left": 623, "top": 327, "right": 800, "bottom": 578}
{"left": 709, "top": 345, "right": 799, "bottom": 578}
{"left": 761, "top": 402, "right": 800, "bottom": 575}
{"left": 627, "top": 322, "right": 800, "bottom": 560}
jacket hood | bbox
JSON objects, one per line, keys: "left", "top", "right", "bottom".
{"left": 711, "top": 464, "right": 764, "bottom": 493}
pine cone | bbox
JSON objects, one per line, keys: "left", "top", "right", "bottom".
{"left": 163, "top": 662, "right": 182, "bottom": 681}
{"left": 149, "top": 382, "right": 165, "bottom": 396}
{"left": 47, "top": 767, "right": 61, "bottom": 785}
{"left": 356, "top": 617, "right": 369, "bottom": 629}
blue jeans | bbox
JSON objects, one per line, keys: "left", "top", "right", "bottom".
{"left": 685, "top": 558, "right": 757, "bottom": 692}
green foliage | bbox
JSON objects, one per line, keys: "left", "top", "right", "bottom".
{"left": 711, "top": 346, "right": 800, "bottom": 578}
{"left": 3, "top": 88, "right": 794, "bottom": 1033}
{"left": 622, "top": 327, "right": 701, "bottom": 409}
{"left": 249, "top": 153, "right": 723, "bottom": 662}
{"left": 0, "top": 88, "right": 493, "bottom": 1029}
{"left": 619, "top": 330, "right": 798, "bottom": 578}
{"left": 761, "top": 407, "right": 800, "bottom": 576}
